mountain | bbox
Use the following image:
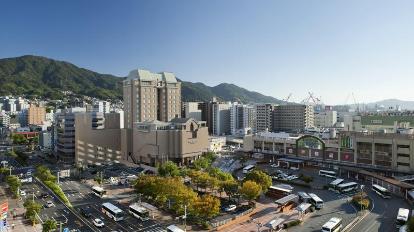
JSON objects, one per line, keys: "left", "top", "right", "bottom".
{"left": 367, "top": 99, "right": 414, "bottom": 110}
{"left": 0, "top": 55, "right": 282, "bottom": 104}
{"left": 0, "top": 55, "right": 122, "bottom": 100}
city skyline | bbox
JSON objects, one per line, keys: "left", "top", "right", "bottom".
{"left": 1, "top": 0, "right": 414, "bottom": 104}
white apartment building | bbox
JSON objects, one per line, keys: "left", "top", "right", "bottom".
{"left": 255, "top": 103, "right": 274, "bottom": 133}
{"left": 93, "top": 101, "right": 111, "bottom": 113}
{"left": 230, "top": 103, "right": 255, "bottom": 136}
{"left": 183, "top": 102, "right": 202, "bottom": 121}
{"left": 314, "top": 111, "right": 337, "bottom": 128}
{"left": 212, "top": 102, "right": 231, "bottom": 136}
{"left": 123, "top": 69, "right": 181, "bottom": 128}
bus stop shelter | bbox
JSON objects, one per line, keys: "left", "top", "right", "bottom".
{"left": 275, "top": 194, "right": 298, "bottom": 213}
{"left": 277, "top": 158, "right": 305, "bottom": 169}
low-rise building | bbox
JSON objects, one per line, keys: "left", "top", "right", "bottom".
{"left": 124, "top": 118, "right": 209, "bottom": 166}
{"left": 208, "top": 136, "right": 226, "bottom": 153}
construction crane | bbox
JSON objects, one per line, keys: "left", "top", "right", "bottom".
{"left": 352, "top": 93, "right": 360, "bottom": 113}
{"left": 282, "top": 93, "right": 292, "bottom": 104}
{"left": 301, "top": 92, "right": 322, "bottom": 105}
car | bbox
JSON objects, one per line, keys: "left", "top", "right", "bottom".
{"left": 20, "top": 190, "right": 26, "bottom": 196}
{"left": 224, "top": 204, "right": 237, "bottom": 212}
{"left": 93, "top": 218, "right": 104, "bottom": 228}
{"left": 276, "top": 170, "right": 284, "bottom": 174}
{"left": 80, "top": 208, "right": 92, "bottom": 218}
{"left": 286, "top": 175, "right": 298, "bottom": 181}
{"left": 45, "top": 201, "right": 54, "bottom": 208}
{"left": 270, "top": 164, "right": 279, "bottom": 168}
{"left": 40, "top": 193, "right": 49, "bottom": 199}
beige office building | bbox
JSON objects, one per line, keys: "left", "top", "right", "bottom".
{"left": 27, "top": 105, "right": 46, "bottom": 125}
{"left": 272, "top": 104, "right": 314, "bottom": 132}
{"left": 255, "top": 104, "right": 275, "bottom": 133}
{"left": 75, "top": 112, "right": 123, "bottom": 167}
{"left": 124, "top": 118, "right": 209, "bottom": 166}
{"left": 123, "top": 69, "right": 181, "bottom": 128}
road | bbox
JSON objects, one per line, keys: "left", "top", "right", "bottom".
{"left": 58, "top": 179, "right": 166, "bottom": 232}
{"left": 349, "top": 185, "right": 410, "bottom": 232}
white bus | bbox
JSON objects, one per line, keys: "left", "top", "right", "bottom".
{"left": 92, "top": 186, "right": 106, "bottom": 198}
{"left": 243, "top": 165, "right": 255, "bottom": 174}
{"left": 337, "top": 182, "right": 358, "bottom": 193}
{"left": 321, "top": 217, "right": 342, "bottom": 232}
{"left": 372, "top": 184, "right": 391, "bottom": 199}
{"left": 129, "top": 203, "right": 149, "bottom": 221}
{"left": 396, "top": 208, "right": 410, "bottom": 228}
{"left": 297, "top": 192, "right": 311, "bottom": 203}
{"left": 308, "top": 193, "right": 324, "bottom": 209}
{"left": 319, "top": 170, "right": 337, "bottom": 178}
{"left": 166, "top": 225, "right": 185, "bottom": 232}
{"left": 101, "top": 202, "right": 124, "bottom": 221}
{"left": 328, "top": 179, "right": 344, "bottom": 190}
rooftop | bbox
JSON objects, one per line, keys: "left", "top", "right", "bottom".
{"left": 127, "top": 69, "right": 178, "bottom": 83}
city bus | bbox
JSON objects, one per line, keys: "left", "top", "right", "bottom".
{"left": 92, "top": 186, "right": 106, "bottom": 198}
{"left": 319, "top": 170, "right": 337, "bottom": 178}
{"left": 337, "top": 182, "right": 358, "bottom": 194}
{"left": 396, "top": 208, "right": 410, "bottom": 228}
{"left": 101, "top": 202, "right": 124, "bottom": 221}
{"left": 372, "top": 184, "right": 391, "bottom": 199}
{"left": 243, "top": 165, "right": 255, "bottom": 174}
{"left": 321, "top": 217, "right": 342, "bottom": 232}
{"left": 129, "top": 203, "right": 150, "bottom": 221}
{"left": 308, "top": 193, "right": 324, "bottom": 209}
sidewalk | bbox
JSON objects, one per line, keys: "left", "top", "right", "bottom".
{"left": 0, "top": 183, "right": 42, "bottom": 232}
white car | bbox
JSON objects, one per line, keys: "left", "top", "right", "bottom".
{"left": 290, "top": 166, "right": 299, "bottom": 171}
{"left": 93, "top": 218, "right": 104, "bottom": 228}
{"left": 45, "top": 201, "right": 54, "bottom": 208}
{"left": 224, "top": 204, "right": 237, "bottom": 212}
{"left": 20, "top": 190, "right": 26, "bottom": 196}
{"left": 287, "top": 175, "right": 298, "bottom": 181}
{"left": 270, "top": 164, "right": 279, "bottom": 168}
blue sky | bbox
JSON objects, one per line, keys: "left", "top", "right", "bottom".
{"left": 1, "top": 0, "right": 414, "bottom": 104}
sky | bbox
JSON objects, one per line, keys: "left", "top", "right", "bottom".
{"left": 1, "top": 0, "right": 414, "bottom": 105}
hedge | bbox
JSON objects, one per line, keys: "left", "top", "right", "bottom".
{"left": 44, "top": 180, "right": 72, "bottom": 207}
{"left": 284, "top": 219, "right": 301, "bottom": 228}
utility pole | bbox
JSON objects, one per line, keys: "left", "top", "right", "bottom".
{"left": 9, "top": 167, "right": 11, "bottom": 176}
{"left": 184, "top": 205, "right": 187, "bottom": 232}
{"left": 32, "top": 192, "right": 35, "bottom": 203}
{"left": 57, "top": 171, "right": 60, "bottom": 184}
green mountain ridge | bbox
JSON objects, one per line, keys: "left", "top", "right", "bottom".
{"left": 0, "top": 55, "right": 282, "bottom": 104}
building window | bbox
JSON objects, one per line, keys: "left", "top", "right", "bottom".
{"left": 397, "top": 162, "right": 410, "bottom": 166}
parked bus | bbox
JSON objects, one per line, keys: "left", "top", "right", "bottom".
{"left": 396, "top": 208, "right": 410, "bottom": 228}
{"left": 92, "top": 186, "right": 106, "bottom": 198}
{"left": 319, "top": 170, "right": 337, "bottom": 178}
{"left": 243, "top": 165, "right": 255, "bottom": 174}
{"left": 321, "top": 217, "right": 342, "bottom": 232}
{"left": 129, "top": 203, "right": 149, "bottom": 221}
{"left": 328, "top": 179, "right": 344, "bottom": 191}
{"left": 101, "top": 202, "right": 124, "bottom": 221}
{"left": 337, "top": 182, "right": 358, "bottom": 194}
{"left": 372, "top": 184, "right": 391, "bottom": 199}
{"left": 308, "top": 193, "right": 324, "bottom": 209}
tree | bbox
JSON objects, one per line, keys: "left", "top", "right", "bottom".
{"left": 23, "top": 199, "right": 42, "bottom": 224}
{"left": 244, "top": 170, "right": 272, "bottom": 193}
{"left": 192, "top": 194, "right": 221, "bottom": 220}
{"left": 208, "top": 167, "right": 233, "bottom": 182}
{"left": 193, "top": 157, "right": 211, "bottom": 170}
{"left": 221, "top": 180, "right": 239, "bottom": 199}
{"left": 240, "top": 180, "right": 262, "bottom": 202}
{"left": 42, "top": 219, "right": 57, "bottom": 232}
{"left": 6, "top": 175, "right": 21, "bottom": 197}
{"left": 158, "top": 161, "right": 180, "bottom": 177}
{"left": 12, "top": 134, "right": 28, "bottom": 145}
{"left": 35, "top": 165, "right": 57, "bottom": 182}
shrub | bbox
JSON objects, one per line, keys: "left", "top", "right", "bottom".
{"left": 44, "top": 180, "right": 72, "bottom": 207}
{"left": 284, "top": 219, "right": 301, "bottom": 228}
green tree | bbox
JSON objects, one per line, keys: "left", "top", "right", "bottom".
{"left": 193, "top": 157, "right": 211, "bottom": 170}
{"left": 42, "top": 219, "right": 57, "bottom": 232}
{"left": 244, "top": 170, "right": 272, "bottom": 193}
{"left": 35, "top": 165, "right": 57, "bottom": 182}
{"left": 158, "top": 161, "right": 180, "bottom": 177}
{"left": 208, "top": 167, "right": 233, "bottom": 182}
{"left": 192, "top": 194, "right": 221, "bottom": 220}
{"left": 12, "top": 134, "right": 28, "bottom": 145}
{"left": 221, "top": 180, "right": 239, "bottom": 199}
{"left": 6, "top": 175, "right": 21, "bottom": 197}
{"left": 240, "top": 180, "right": 262, "bottom": 202}
{"left": 23, "top": 199, "right": 42, "bottom": 224}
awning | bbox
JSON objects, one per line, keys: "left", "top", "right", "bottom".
{"left": 265, "top": 218, "right": 285, "bottom": 229}
{"left": 297, "top": 203, "right": 311, "bottom": 212}
{"left": 275, "top": 194, "right": 298, "bottom": 205}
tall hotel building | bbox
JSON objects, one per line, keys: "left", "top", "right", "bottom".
{"left": 123, "top": 69, "right": 181, "bottom": 128}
